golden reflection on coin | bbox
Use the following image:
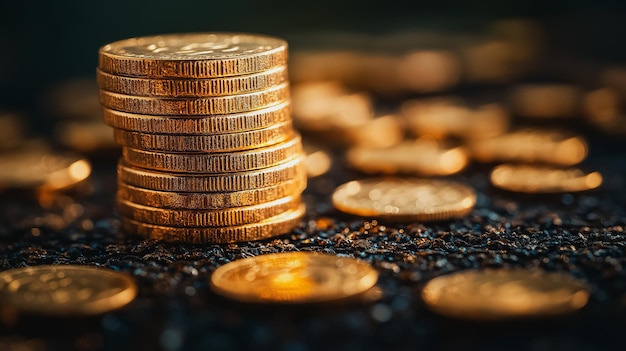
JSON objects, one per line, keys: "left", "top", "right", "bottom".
{"left": 346, "top": 139, "right": 468, "bottom": 176}
{"left": 332, "top": 178, "right": 476, "bottom": 221}
{"left": 99, "top": 33, "right": 287, "bottom": 78}
{"left": 490, "top": 164, "right": 602, "bottom": 193}
{"left": 0, "top": 265, "right": 137, "bottom": 316}
{"left": 467, "top": 129, "right": 588, "bottom": 166}
{"left": 421, "top": 269, "right": 589, "bottom": 320}
{"left": 210, "top": 252, "right": 378, "bottom": 303}
{"left": 0, "top": 144, "right": 92, "bottom": 191}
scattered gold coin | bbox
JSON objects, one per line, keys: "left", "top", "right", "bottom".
{"left": 55, "top": 120, "right": 118, "bottom": 152}
{"left": 0, "top": 265, "right": 137, "bottom": 316}
{"left": 421, "top": 269, "right": 589, "bottom": 320}
{"left": 490, "top": 164, "right": 602, "bottom": 193}
{"left": 99, "top": 33, "right": 287, "bottom": 78}
{"left": 509, "top": 83, "right": 582, "bottom": 118}
{"left": 332, "top": 178, "right": 476, "bottom": 221}
{"left": 0, "top": 111, "right": 26, "bottom": 150}
{"left": 401, "top": 97, "right": 509, "bottom": 139}
{"left": 467, "top": 129, "right": 588, "bottom": 166}
{"left": 210, "top": 252, "right": 378, "bottom": 303}
{"left": 346, "top": 139, "right": 468, "bottom": 176}
{"left": 0, "top": 143, "right": 91, "bottom": 191}
{"left": 303, "top": 141, "right": 332, "bottom": 178}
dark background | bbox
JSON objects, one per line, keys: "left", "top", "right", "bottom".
{"left": 1, "top": 0, "right": 626, "bottom": 116}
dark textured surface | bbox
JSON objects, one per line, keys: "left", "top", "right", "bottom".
{"left": 1, "top": 131, "right": 626, "bottom": 351}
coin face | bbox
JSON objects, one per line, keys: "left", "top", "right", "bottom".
{"left": 210, "top": 252, "right": 378, "bottom": 303}
{"left": 102, "top": 33, "right": 285, "bottom": 60}
{"left": 99, "top": 33, "right": 287, "bottom": 78}
{"left": 421, "top": 269, "right": 589, "bottom": 320}
{"left": 490, "top": 164, "right": 602, "bottom": 193}
{"left": 332, "top": 178, "right": 476, "bottom": 221}
{"left": 0, "top": 265, "right": 137, "bottom": 316}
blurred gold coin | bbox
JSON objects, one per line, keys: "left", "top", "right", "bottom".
{"left": 99, "top": 83, "right": 289, "bottom": 116}
{"left": 117, "top": 195, "right": 302, "bottom": 227}
{"left": 96, "top": 65, "right": 288, "bottom": 97}
{"left": 467, "top": 129, "right": 587, "bottom": 166}
{"left": 401, "top": 97, "right": 509, "bottom": 139}
{"left": 99, "top": 33, "right": 287, "bottom": 78}
{"left": 103, "top": 102, "right": 291, "bottom": 135}
{"left": 122, "top": 204, "right": 306, "bottom": 243}
{"left": 117, "top": 155, "right": 306, "bottom": 192}
{"left": 303, "top": 141, "right": 332, "bottom": 178}
{"left": 0, "top": 265, "right": 137, "bottom": 316}
{"left": 0, "top": 144, "right": 91, "bottom": 191}
{"left": 122, "top": 134, "right": 303, "bottom": 173}
{"left": 490, "top": 164, "right": 602, "bottom": 193}
{"left": 396, "top": 50, "right": 461, "bottom": 93}
{"left": 347, "top": 139, "right": 467, "bottom": 176}
{"left": 113, "top": 121, "right": 293, "bottom": 152}
{"left": 344, "top": 114, "right": 405, "bottom": 148}
{"left": 55, "top": 120, "right": 117, "bottom": 152}
{"left": 210, "top": 252, "right": 378, "bottom": 303}
{"left": 0, "top": 111, "right": 26, "bottom": 150}
{"left": 332, "top": 178, "right": 476, "bottom": 221}
{"left": 291, "top": 81, "right": 373, "bottom": 132}
{"left": 117, "top": 171, "right": 306, "bottom": 209}
{"left": 421, "top": 269, "right": 589, "bottom": 320}
{"left": 509, "top": 84, "right": 582, "bottom": 118}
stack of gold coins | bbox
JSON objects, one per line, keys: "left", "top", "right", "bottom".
{"left": 97, "top": 33, "right": 306, "bottom": 243}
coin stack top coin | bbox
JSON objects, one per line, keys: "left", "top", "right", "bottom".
{"left": 97, "top": 33, "right": 306, "bottom": 243}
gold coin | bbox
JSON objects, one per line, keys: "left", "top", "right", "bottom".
{"left": 103, "top": 102, "right": 291, "bottom": 135}
{"left": 99, "top": 83, "right": 289, "bottom": 115}
{"left": 117, "top": 195, "right": 302, "bottom": 227}
{"left": 332, "top": 178, "right": 476, "bottom": 221}
{"left": 117, "top": 155, "right": 306, "bottom": 192}
{"left": 210, "top": 252, "right": 378, "bottom": 303}
{"left": 0, "top": 265, "right": 137, "bottom": 316}
{"left": 96, "top": 66, "right": 288, "bottom": 97}
{"left": 509, "top": 84, "right": 582, "bottom": 118}
{"left": 303, "top": 141, "right": 332, "bottom": 178}
{"left": 421, "top": 269, "right": 589, "bottom": 320}
{"left": 55, "top": 120, "right": 118, "bottom": 152}
{"left": 346, "top": 139, "right": 468, "bottom": 176}
{"left": 121, "top": 204, "right": 306, "bottom": 243}
{"left": 117, "top": 171, "right": 306, "bottom": 209}
{"left": 0, "top": 111, "right": 26, "bottom": 150}
{"left": 99, "top": 33, "right": 287, "bottom": 78}
{"left": 122, "top": 134, "right": 303, "bottom": 173}
{"left": 401, "top": 97, "right": 509, "bottom": 139}
{"left": 113, "top": 121, "right": 293, "bottom": 152}
{"left": 0, "top": 144, "right": 92, "bottom": 191}
{"left": 467, "top": 129, "right": 588, "bottom": 166}
{"left": 490, "top": 164, "right": 602, "bottom": 193}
